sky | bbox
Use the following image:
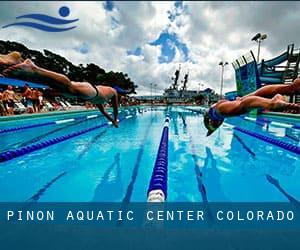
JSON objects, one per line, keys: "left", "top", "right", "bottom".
{"left": 0, "top": 1, "right": 300, "bottom": 95}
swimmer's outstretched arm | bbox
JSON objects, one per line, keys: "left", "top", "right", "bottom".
{"left": 96, "top": 104, "right": 118, "bottom": 128}
{"left": 111, "top": 92, "right": 119, "bottom": 125}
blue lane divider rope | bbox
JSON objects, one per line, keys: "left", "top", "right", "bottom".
{"left": 0, "top": 113, "right": 135, "bottom": 163}
{"left": 147, "top": 116, "right": 170, "bottom": 202}
{"left": 234, "top": 126, "right": 300, "bottom": 155}
{"left": 0, "top": 113, "right": 101, "bottom": 134}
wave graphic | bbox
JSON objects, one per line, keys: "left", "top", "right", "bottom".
{"left": 2, "top": 6, "right": 78, "bottom": 32}
{"left": 2, "top": 22, "right": 77, "bottom": 32}
{"left": 16, "top": 14, "right": 79, "bottom": 25}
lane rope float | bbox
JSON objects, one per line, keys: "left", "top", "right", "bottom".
{"left": 234, "top": 126, "right": 300, "bottom": 155}
{"left": 0, "top": 113, "right": 101, "bottom": 134}
{"left": 147, "top": 116, "right": 170, "bottom": 202}
{"left": 0, "top": 107, "right": 141, "bottom": 134}
{"left": 0, "top": 112, "right": 136, "bottom": 163}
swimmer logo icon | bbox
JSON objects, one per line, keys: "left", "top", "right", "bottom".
{"left": 2, "top": 6, "right": 79, "bottom": 32}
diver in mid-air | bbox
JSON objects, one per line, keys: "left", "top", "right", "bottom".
{"left": 1, "top": 53, "right": 133, "bottom": 127}
{"left": 204, "top": 78, "right": 300, "bottom": 136}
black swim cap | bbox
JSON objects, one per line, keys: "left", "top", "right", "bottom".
{"left": 203, "top": 111, "right": 223, "bottom": 136}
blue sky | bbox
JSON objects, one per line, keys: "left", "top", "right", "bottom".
{"left": 126, "top": 1, "right": 189, "bottom": 64}
{"left": 1, "top": 1, "right": 299, "bottom": 95}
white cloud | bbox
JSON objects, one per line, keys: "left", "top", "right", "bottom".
{"left": 0, "top": 1, "right": 299, "bottom": 96}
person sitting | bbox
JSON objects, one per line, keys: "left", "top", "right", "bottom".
{"left": 204, "top": 79, "right": 300, "bottom": 136}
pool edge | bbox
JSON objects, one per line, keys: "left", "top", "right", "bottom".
{"left": 0, "top": 109, "right": 98, "bottom": 122}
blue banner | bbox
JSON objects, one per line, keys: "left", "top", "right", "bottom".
{"left": 235, "top": 61, "right": 261, "bottom": 96}
{"left": 1, "top": 202, "right": 300, "bottom": 250}
{"left": 0, "top": 202, "right": 299, "bottom": 229}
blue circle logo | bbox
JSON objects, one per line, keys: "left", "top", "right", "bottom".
{"left": 2, "top": 6, "right": 79, "bottom": 32}
{"left": 59, "top": 6, "right": 70, "bottom": 17}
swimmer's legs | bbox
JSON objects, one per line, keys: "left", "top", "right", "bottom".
{"left": 218, "top": 94, "right": 299, "bottom": 115}
{"left": 4, "top": 59, "right": 76, "bottom": 93}
{"left": 243, "top": 78, "right": 300, "bottom": 99}
{"left": 0, "top": 52, "right": 24, "bottom": 67}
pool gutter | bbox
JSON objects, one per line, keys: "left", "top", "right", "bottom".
{"left": 0, "top": 109, "right": 98, "bottom": 122}
{"left": 261, "top": 112, "right": 300, "bottom": 121}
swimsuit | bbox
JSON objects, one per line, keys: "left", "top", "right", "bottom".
{"left": 85, "top": 84, "right": 129, "bottom": 101}
{"left": 83, "top": 83, "right": 130, "bottom": 103}
{"left": 208, "top": 107, "right": 225, "bottom": 122}
{"left": 84, "top": 83, "right": 100, "bottom": 101}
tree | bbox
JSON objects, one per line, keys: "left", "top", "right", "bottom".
{"left": 0, "top": 40, "right": 136, "bottom": 92}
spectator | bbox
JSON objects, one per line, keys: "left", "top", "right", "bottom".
{"left": 0, "top": 89, "right": 7, "bottom": 116}
{"left": 3, "top": 85, "right": 16, "bottom": 115}
{"left": 37, "top": 89, "right": 44, "bottom": 112}
{"left": 22, "top": 84, "right": 34, "bottom": 113}
{"left": 31, "top": 88, "right": 39, "bottom": 112}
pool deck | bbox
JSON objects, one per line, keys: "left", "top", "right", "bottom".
{"left": 1, "top": 108, "right": 299, "bottom": 123}
{"left": 0, "top": 108, "right": 98, "bottom": 122}
{"left": 262, "top": 111, "right": 300, "bottom": 121}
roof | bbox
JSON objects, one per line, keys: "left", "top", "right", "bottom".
{"left": 0, "top": 77, "right": 48, "bottom": 89}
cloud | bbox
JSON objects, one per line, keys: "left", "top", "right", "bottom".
{"left": 0, "top": 1, "right": 299, "bottom": 95}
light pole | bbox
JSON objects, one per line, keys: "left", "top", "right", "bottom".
{"left": 154, "top": 84, "right": 157, "bottom": 101}
{"left": 150, "top": 83, "right": 154, "bottom": 105}
{"left": 251, "top": 33, "right": 267, "bottom": 63}
{"left": 219, "top": 61, "right": 228, "bottom": 99}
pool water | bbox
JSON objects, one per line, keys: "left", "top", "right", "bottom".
{"left": 0, "top": 106, "right": 299, "bottom": 202}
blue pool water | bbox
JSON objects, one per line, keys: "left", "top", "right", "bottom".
{"left": 0, "top": 106, "right": 299, "bottom": 202}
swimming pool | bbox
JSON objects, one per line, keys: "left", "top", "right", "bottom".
{"left": 0, "top": 106, "right": 299, "bottom": 202}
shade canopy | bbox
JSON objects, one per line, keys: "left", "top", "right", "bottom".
{"left": 0, "top": 77, "right": 48, "bottom": 89}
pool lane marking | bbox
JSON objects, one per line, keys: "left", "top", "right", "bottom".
{"left": 25, "top": 109, "right": 142, "bottom": 200}
{"left": 179, "top": 112, "right": 215, "bottom": 222}
{"left": 266, "top": 174, "right": 300, "bottom": 205}
{"left": 87, "top": 115, "right": 98, "bottom": 119}
{"left": 91, "top": 153, "right": 121, "bottom": 202}
{"left": 27, "top": 171, "right": 67, "bottom": 202}
{"left": 178, "top": 107, "right": 299, "bottom": 129}
{"left": 55, "top": 118, "right": 75, "bottom": 124}
{"left": 0, "top": 111, "right": 137, "bottom": 163}
{"left": 121, "top": 118, "right": 154, "bottom": 204}
{"left": 0, "top": 113, "right": 100, "bottom": 134}
{"left": 179, "top": 112, "right": 208, "bottom": 201}
{"left": 238, "top": 116, "right": 300, "bottom": 145}
{"left": 2, "top": 109, "right": 131, "bottom": 152}
{"left": 285, "top": 133, "right": 300, "bottom": 142}
{"left": 233, "top": 133, "right": 256, "bottom": 158}
{"left": 243, "top": 116, "right": 300, "bottom": 130}
{"left": 224, "top": 122, "right": 300, "bottom": 154}
{"left": 0, "top": 107, "right": 141, "bottom": 135}
{"left": 2, "top": 116, "right": 103, "bottom": 152}
{"left": 233, "top": 126, "right": 300, "bottom": 155}
{"left": 241, "top": 116, "right": 264, "bottom": 127}
{"left": 179, "top": 107, "right": 299, "bottom": 130}
{"left": 77, "top": 129, "right": 108, "bottom": 159}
